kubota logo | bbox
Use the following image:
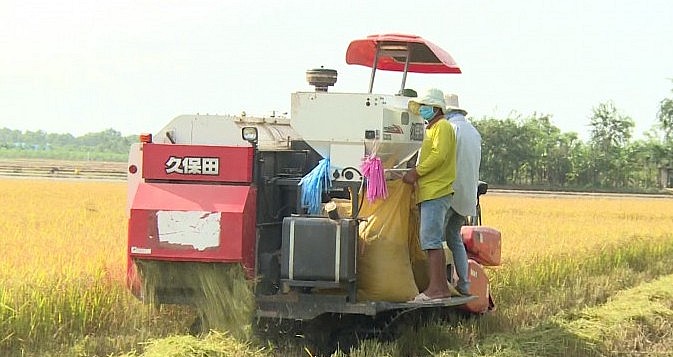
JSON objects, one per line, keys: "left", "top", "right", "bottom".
{"left": 165, "top": 156, "right": 219, "bottom": 175}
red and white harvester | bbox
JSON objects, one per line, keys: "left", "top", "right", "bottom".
{"left": 126, "top": 34, "right": 501, "bottom": 342}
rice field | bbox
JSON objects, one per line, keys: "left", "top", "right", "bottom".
{"left": 1, "top": 178, "right": 672, "bottom": 356}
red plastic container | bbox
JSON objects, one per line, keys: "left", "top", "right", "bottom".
{"left": 460, "top": 226, "right": 501, "bottom": 266}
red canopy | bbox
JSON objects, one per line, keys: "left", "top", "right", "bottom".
{"left": 346, "top": 34, "right": 461, "bottom": 74}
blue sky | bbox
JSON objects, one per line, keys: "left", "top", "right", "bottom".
{"left": 1, "top": 0, "right": 672, "bottom": 140}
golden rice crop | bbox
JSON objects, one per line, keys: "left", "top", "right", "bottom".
{"left": 0, "top": 179, "right": 188, "bottom": 355}
{"left": 481, "top": 193, "right": 673, "bottom": 263}
{"left": 136, "top": 260, "right": 255, "bottom": 340}
{"left": 1, "top": 178, "right": 672, "bottom": 356}
{"left": 0, "top": 179, "right": 126, "bottom": 282}
{"left": 476, "top": 192, "right": 673, "bottom": 339}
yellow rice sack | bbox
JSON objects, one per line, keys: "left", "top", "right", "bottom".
{"left": 357, "top": 180, "right": 419, "bottom": 302}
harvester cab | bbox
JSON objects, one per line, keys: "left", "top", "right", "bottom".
{"left": 126, "top": 34, "right": 501, "bottom": 341}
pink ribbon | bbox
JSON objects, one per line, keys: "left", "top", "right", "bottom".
{"left": 361, "top": 154, "right": 388, "bottom": 202}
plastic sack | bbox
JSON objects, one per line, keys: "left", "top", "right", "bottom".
{"left": 408, "top": 203, "right": 429, "bottom": 292}
{"left": 361, "top": 155, "right": 388, "bottom": 202}
{"left": 356, "top": 180, "right": 418, "bottom": 302}
{"left": 299, "top": 158, "right": 331, "bottom": 215}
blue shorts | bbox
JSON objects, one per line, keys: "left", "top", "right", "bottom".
{"left": 419, "top": 195, "right": 451, "bottom": 250}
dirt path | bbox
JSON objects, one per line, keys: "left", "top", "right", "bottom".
{"left": 0, "top": 158, "right": 126, "bottom": 180}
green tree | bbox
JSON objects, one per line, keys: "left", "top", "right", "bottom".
{"left": 76, "top": 129, "right": 134, "bottom": 152}
{"left": 473, "top": 117, "right": 525, "bottom": 185}
{"left": 46, "top": 132, "right": 76, "bottom": 147}
{"left": 626, "top": 139, "right": 661, "bottom": 189}
{"left": 564, "top": 137, "right": 592, "bottom": 187}
{"left": 0, "top": 127, "right": 137, "bottom": 161}
{"left": 588, "top": 101, "right": 635, "bottom": 187}
{"left": 656, "top": 81, "right": 673, "bottom": 187}
{"left": 548, "top": 132, "right": 583, "bottom": 187}
{"left": 520, "top": 114, "right": 565, "bottom": 186}
{"left": 0, "top": 128, "right": 23, "bottom": 144}
{"left": 658, "top": 80, "right": 673, "bottom": 142}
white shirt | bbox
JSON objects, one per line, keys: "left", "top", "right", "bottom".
{"left": 446, "top": 113, "right": 481, "bottom": 217}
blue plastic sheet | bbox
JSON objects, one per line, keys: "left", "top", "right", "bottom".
{"left": 299, "top": 158, "right": 331, "bottom": 215}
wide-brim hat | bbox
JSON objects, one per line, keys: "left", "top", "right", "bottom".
{"left": 408, "top": 88, "right": 446, "bottom": 114}
{"left": 444, "top": 93, "right": 468, "bottom": 115}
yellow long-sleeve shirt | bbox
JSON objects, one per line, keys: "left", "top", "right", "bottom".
{"left": 415, "top": 119, "right": 457, "bottom": 203}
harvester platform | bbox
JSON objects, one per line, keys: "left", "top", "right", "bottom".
{"left": 256, "top": 293, "right": 477, "bottom": 320}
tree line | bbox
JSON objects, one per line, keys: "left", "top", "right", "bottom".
{"left": 473, "top": 86, "right": 673, "bottom": 191}
{"left": 0, "top": 128, "right": 136, "bottom": 161}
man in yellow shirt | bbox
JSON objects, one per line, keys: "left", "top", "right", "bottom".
{"left": 403, "top": 88, "right": 458, "bottom": 302}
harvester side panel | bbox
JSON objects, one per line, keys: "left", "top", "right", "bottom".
{"left": 460, "top": 259, "right": 492, "bottom": 314}
{"left": 142, "top": 143, "right": 253, "bottom": 183}
{"left": 127, "top": 182, "right": 256, "bottom": 276}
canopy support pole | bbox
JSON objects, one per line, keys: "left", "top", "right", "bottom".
{"left": 368, "top": 42, "right": 381, "bottom": 94}
{"left": 399, "top": 46, "right": 411, "bottom": 94}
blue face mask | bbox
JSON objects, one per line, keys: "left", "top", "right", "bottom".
{"left": 419, "top": 105, "right": 436, "bottom": 120}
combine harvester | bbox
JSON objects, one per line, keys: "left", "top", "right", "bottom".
{"left": 126, "top": 34, "right": 501, "bottom": 348}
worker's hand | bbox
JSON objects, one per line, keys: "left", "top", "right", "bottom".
{"left": 402, "top": 168, "right": 419, "bottom": 185}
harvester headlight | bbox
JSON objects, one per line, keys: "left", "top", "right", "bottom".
{"left": 242, "top": 127, "right": 258, "bottom": 142}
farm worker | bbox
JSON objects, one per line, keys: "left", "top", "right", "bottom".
{"left": 444, "top": 93, "right": 482, "bottom": 296}
{"left": 403, "top": 88, "right": 458, "bottom": 302}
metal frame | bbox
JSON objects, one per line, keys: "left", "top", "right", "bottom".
{"left": 256, "top": 293, "right": 477, "bottom": 320}
{"left": 368, "top": 43, "right": 413, "bottom": 94}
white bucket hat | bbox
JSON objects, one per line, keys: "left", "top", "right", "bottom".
{"left": 444, "top": 93, "right": 468, "bottom": 115}
{"left": 408, "top": 88, "right": 446, "bottom": 114}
